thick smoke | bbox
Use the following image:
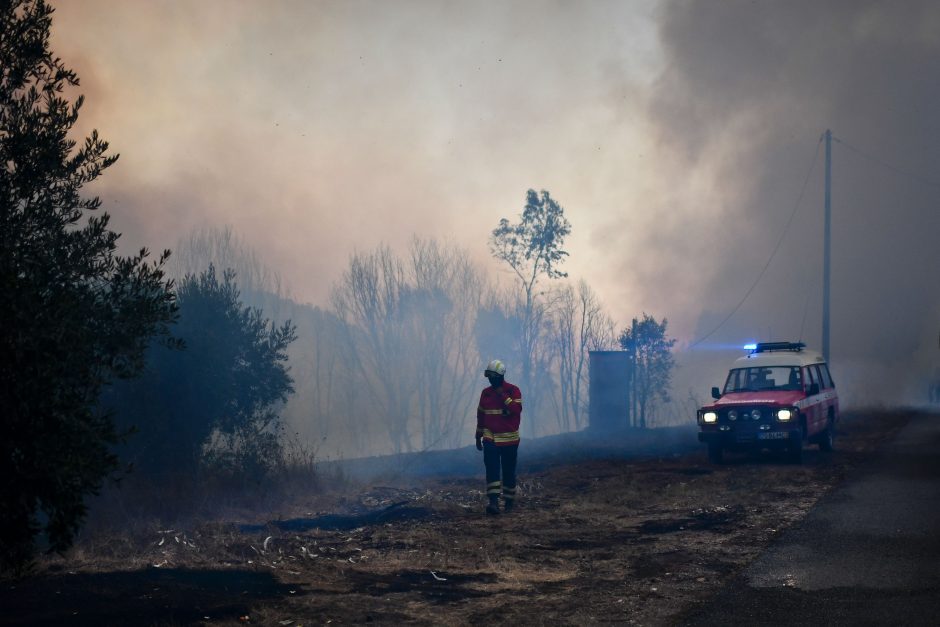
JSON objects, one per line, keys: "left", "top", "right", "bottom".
{"left": 648, "top": 0, "right": 940, "bottom": 407}
{"left": 48, "top": 1, "right": 939, "bottom": 417}
{"left": 49, "top": 0, "right": 661, "bottom": 308}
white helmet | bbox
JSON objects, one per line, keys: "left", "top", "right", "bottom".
{"left": 484, "top": 359, "right": 506, "bottom": 377}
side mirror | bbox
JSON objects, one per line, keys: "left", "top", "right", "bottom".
{"left": 807, "top": 383, "right": 820, "bottom": 396}
{"left": 711, "top": 386, "right": 721, "bottom": 400}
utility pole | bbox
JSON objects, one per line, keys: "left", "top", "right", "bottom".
{"left": 822, "top": 129, "right": 832, "bottom": 362}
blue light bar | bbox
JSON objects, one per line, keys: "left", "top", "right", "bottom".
{"left": 754, "top": 341, "right": 805, "bottom": 353}
{"left": 743, "top": 343, "right": 758, "bottom": 351}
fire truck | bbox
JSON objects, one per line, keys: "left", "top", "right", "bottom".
{"left": 697, "top": 342, "right": 839, "bottom": 463}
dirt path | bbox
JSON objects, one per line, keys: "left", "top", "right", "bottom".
{"left": 683, "top": 410, "right": 940, "bottom": 626}
{"left": 1, "top": 410, "right": 918, "bottom": 626}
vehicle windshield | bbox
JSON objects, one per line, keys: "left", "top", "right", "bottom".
{"left": 724, "top": 366, "right": 802, "bottom": 393}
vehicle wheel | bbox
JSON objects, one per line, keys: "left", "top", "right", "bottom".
{"left": 818, "top": 419, "right": 835, "bottom": 452}
{"left": 708, "top": 443, "right": 724, "bottom": 464}
{"left": 787, "top": 428, "right": 804, "bottom": 463}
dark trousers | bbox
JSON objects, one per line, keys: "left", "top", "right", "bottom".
{"left": 483, "top": 442, "right": 518, "bottom": 502}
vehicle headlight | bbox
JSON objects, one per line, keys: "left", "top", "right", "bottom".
{"left": 727, "top": 410, "right": 738, "bottom": 421}
{"left": 702, "top": 411, "right": 718, "bottom": 424}
{"left": 750, "top": 409, "right": 762, "bottom": 420}
{"left": 776, "top": 408, "right": 793, "bottom": 421}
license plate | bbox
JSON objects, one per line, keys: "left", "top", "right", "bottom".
{"left": 757, "top": 431, "right": 789, "bottom": 440}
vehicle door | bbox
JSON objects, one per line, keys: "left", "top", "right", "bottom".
{"left": 802, "top": 365, "right": 822, "bottom": 435}
{"left": 817, "top": 364, "right": 837, "bottom": 422}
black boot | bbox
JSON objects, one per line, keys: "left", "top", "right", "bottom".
{"left": 503, "top": 498, "right": 514, "bottom": 513}
{"left": 486, "top": 495, "right": 500, "bottom": 515}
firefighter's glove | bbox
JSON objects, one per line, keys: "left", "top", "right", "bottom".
{"left": 475, "top": 437, "right": 483, "bottom": 451}
{"left": 502, "top": 397, "right": 513, "bottom": 416}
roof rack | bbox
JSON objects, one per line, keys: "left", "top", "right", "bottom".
{"left": 752, "top": 341, "right": 805, "bottom": 353}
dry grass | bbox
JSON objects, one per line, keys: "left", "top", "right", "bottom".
{"left": 3, "top": 409, "right": 918, "bottom": 626}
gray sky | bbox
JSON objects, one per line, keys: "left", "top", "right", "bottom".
{"left": 51, "top": 0, "right": 940, "bottom": 405}
{"left": 52, "top": 0, "right": 662, "bottom": 306}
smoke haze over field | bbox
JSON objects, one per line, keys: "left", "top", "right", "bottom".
{"left": 651, "top": 0, "right": 940, "bottom": 406}
{"left": 49, "top": 1, "right": 939, "bottom": 411}
{"left": 50, "top": 0, "right": 662, "bottom": 308}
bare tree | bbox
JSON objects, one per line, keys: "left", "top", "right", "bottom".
{"left": 552, "top": 280, "right": 616, "bottom": 431}
{"left": 331, "top": 246, "right": 414, "bottom": 454}
{"left": 330, "top": 239, "right": 491, "bottom": 454}
{"left": 279, "top": 305, "right": 365, "bottom": 458}
{"left": 407, "top": 238, "right": 486, "bottom": 449}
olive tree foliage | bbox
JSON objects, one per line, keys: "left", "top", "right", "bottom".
{"left": 171, "top": 225, "right": 287, "bottom": 313}
{"left": 168, "top": 225, "right": 355, "bottom": 457}
{"left": 107, "top": 266, "right": 297, "bottom": 482}
{"left": 331, "top": 239, "right": 485, "bottom": 454}
{"left": 549, "top": 280, "right": 616, "bottom": 432}
{"left": 489, "top": 189, "right": 571, "bottom": 416}
{"left": 0, "top": 0, "right": 177, "bottom": 572}
{"left": 619, "top": 314, "right": 677, "bottom": 428}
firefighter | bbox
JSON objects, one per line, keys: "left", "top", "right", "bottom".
{"left": 475, "top": 359, "right": 522, "bottom": 515}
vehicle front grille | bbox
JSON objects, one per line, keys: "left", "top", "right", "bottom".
{"left": 720, "top": 407, "right": 768, "bottom": 424}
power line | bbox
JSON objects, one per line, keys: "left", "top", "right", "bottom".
{"left": 689, "top": 136, "right": 823, "bottom": 349}
{"left": 833, "top": 136, "right": 940, "bottom": 190}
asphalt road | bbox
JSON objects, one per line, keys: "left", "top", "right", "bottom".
{"left": 683, "top": 410, "right": 940, "bottom": 626}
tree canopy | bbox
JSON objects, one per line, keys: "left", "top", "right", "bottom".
{"left": 489, "top": 189, "right": 571, "bottom": 294}
{"left": 619, "top": 314, "right": 676, "bottom": 428}
{"left": 0, "top": 0, "right": 177, "bottom": 573}
{"left": 107, "top": 265, "right": 297, "bottom": 482}
{"left": 489, "top": 189, "right": 571, "bottom": 410}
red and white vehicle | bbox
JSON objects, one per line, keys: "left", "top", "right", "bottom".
{"left": 697, "top": 342, "right": 839, "bottom": 463}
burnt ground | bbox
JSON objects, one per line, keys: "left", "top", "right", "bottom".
{"left": 0, "top": 409, "right": 924, "bottom": 626}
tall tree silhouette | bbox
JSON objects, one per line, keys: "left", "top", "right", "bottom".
{"left": 0, "top": 0, "right": 176, "bottom": 573}
{"left": 489, "top": 189, "right": 571, "bottom": 413}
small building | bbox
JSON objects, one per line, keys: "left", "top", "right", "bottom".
{"left": 588, "top": 350, "right": 633, "bottom": 432}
